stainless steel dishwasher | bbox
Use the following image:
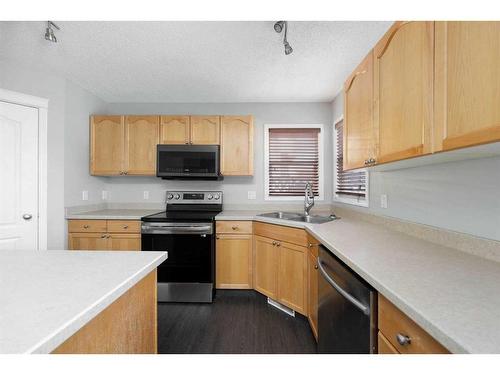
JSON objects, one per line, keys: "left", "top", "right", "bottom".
{"left": 317, "top": 245, "right": 377, "bottom": 353}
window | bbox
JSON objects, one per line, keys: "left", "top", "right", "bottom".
{"left": 265, "top": 124, "right": 324, "bottom": 200}
{"left": 333, "top": 119, "right": 369, "bottom": 207}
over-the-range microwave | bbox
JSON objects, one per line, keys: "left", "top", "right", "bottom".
{"left": 156, "top": 144, "right": 223, "bottom": 180}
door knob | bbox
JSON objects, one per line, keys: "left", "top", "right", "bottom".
{"left": 22, "top": 214, "right": 33, "bottom": 220}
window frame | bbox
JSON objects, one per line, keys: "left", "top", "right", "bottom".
{"left": 264, "top": 123, "right": 325, "bottom": 201}
{"left": 332, "top": 116, "right": 370, "bottom": 207}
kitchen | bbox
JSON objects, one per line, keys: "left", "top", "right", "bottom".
{"left": 1, "top": 1, "right": 500, "bottom": 374}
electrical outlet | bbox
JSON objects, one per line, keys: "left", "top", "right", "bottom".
{"left": 82, "top": 190, "right": 89, "bottom": 201}
{"left": 143, "top": 191, "right": 150, "bottom": 200}
{"left": 247, "top": 191, "right": 256, "bottom": 200}
{"left": 380, "top": 194, "right": 388, "bottom": 209}
{"left": 101, "top": 190, "right": 108, "bottom": 200}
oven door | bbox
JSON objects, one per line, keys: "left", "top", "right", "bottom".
{"left": 156, "top": 144, "right": 220, "bottom": 179}
{"left": 141, "top": 222, "right": 215, "bottom": 302}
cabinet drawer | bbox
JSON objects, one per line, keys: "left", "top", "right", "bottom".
{"left": 378, "top": 295, "right": 449, "bottom": 354}
{"left": 378, "top": 332, "right": 399, "bottom": 354}
{"left": 68, "top": 220, "right": 107, "bottom": 233}
{"left": 254, "top": 222, "right": 308, "bottom": 247}
{"left": 107, "top": 220, "right": 141, "bottom": 233}
{"left": 216, "top": 221, "right": 252, "bottom": 234}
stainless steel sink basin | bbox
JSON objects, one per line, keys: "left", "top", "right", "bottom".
{"left": 258, "top": 212, "right": 337, "bottom": 224}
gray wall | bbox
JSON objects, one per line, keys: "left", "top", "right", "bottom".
{"left": 331, "top": 93, "right": 500, "bottom": 241}
{"left": 103, "top": 102, "right": 333, "bottom": 205}
{"left": 0, "top": 59, "right": 107, "bottom": 248}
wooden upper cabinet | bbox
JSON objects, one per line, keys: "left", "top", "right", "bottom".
{"left": 190, "top": 116, "right": 220, "bottom": 145}
{"left": 220, "top": 115, "right": 254, "bottom": 175}
{"left": 160, "top": 116, "right": 190, "bottom": 144}
{"left": 125, "top": 116, "right": 159, "bottom": 175}
{"left": 434, "top": 21, "right": 500, "bottom": 152}
{"left": 90, "top": 116, "right": 125, "bottom": 175}
{"left": 253, "top": 235, "right": 279, "bottom": 300}
{"left": 374, "top": 21, "right": 434, "bottom": 164}
{"left": 343, "top": 50, "right": 375, "bottom": 170}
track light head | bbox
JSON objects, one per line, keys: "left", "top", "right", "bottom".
{"left": 44, "top": 21, "right": 60, "bottom": 43}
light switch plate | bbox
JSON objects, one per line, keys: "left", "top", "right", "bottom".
{"left": 101, "top": 190, "right": 108, "bottom": 200}
{"left": 143, "top": 191, "right": 150, "bottom": 200}
{"left": 380, "top": 194, "right": 388, "bottom": 209}
{"left": 247, "top": 191, "right": 256, "bottom": 200}
{"left": 82, "top": 190, "right": 89, "bottom": 201}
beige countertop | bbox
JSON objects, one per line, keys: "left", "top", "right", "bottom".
{"left": 66, "top": 209, "right": 161, "bottom": 220}
{"left": 217, "top": 209, "right": 500, "bottom": 353}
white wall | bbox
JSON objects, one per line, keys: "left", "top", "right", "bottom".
{"left": 103, "top": 102, "right": 333, "bottom": 205}
{"left": 331, "top": 93, "right": 500, "bottom": 241}
{"left": 64, "top": 80, "right": 107, "bottom": 207}
{"left": 0, "top": 59, "right": 107, "bottom": 248}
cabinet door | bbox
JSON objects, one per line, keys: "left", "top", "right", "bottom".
{"left": 308, "top": 252, "right": 318, "bottom": 340}
{"left": 277, "top": 241, "right": 308, "bottom": 315}
{"left": 216, "top": 234, "right": 252, "bottom": 289}
{"left": 125, "top": 116, "right": 159, "bottom": 175}
{"left": 107, "top": 234, "right": 141, "bottom": 251}
{"left": 220, "top": 116, "right": 254, "bottom": 175}
{"left": 343, "top": 50, "right": 375, "bottom": 170}
{"left": 190, "top": 116, "right": 220, "bottom": 145}
{"left": 434, "top": 21, "right": 500, "bottom": 151}
{"left": 160, "top": 116, "right": 190, "bottom": 144}
{"left": 253, "top": 235, "right": 279, "bottom": 299}
{"left": 68, "top": 233, "right": 108, "bottom": 251}
{"left": 90, "top": 116, "right": 125, "bottom": 175}
{"left": 374, "top": 22, "right": 433, "bottom": 164}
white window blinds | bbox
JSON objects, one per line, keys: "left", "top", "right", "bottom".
{"left": 335, "top": 121, "right": 367, "bottom": 201}
{"left": 268, "top": 128, "right": 320, "bottom": 197}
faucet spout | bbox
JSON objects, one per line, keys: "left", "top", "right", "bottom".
{"left": 304, "top": 182, "right": 315, "bottom": 216}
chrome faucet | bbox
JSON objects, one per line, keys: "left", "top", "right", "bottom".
{"left": 304, "top": 182, "right": 314, "bottom": 216}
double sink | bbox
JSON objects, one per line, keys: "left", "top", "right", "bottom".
{"left": 258, "top": 211, "right": 337, "bottom": 224}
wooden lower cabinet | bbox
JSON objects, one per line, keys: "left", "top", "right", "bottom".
{"left": 253, "top": 235, "right": 279, "bottom": 300}
{"left": 253, "top": 232, "right": 308, "bottom": 316}
{"left": 378, "top": 332, "right": 399, "bottom": 354}
{"left": 68, "top": 219, "right": 141, "bottom": 251}
{"left": 53, "top": 270, "right": 157, "bottom": 354}
{"left": 307, "top": 251, "right": 319, "bottom": 340}
{"left": 216, "top": 234, "right": 253, "bottom": 289}
{"left": 378, "top": 294, "right": 449, "bottom": 354}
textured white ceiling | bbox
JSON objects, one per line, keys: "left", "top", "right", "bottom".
{"left": 0, "top": 21, "right": 391, "bottom": 103}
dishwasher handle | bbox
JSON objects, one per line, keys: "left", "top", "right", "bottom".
{"left": 317, "top": 258, "right": 370, "bottom": 316}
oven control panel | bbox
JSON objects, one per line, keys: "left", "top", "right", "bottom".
{"left": 166, "top": 191, "right": 223, "bottom": 204}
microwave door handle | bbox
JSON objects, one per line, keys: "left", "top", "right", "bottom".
{"left": 317, "top": 258, "right": 370, "bottom": 315}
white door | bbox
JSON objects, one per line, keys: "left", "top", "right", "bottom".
{"left": 0, "top": 101, "right": 39, "bottom": 250}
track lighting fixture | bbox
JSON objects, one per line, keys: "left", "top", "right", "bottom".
{"left": 44, "top": 21, "right": 60, "bottom": 43}
{"left": 274, "top": 21, "right": 293, "bottom": 55}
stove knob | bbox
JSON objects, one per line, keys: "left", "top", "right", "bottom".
{"left": 214, "top": 194, "right": 220, "bottom": 200}
{"left": 207, "top": 194, "right": 213, "bottom": 200}
{"left": 167, "top": 193, "right": 173, "bottom": 200}
{"left": 174, "top": 194, "right": 180, "bottom": 200}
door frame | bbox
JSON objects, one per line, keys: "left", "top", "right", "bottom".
{"left": 0, "top": 88, "right": 48, "bottom": 250}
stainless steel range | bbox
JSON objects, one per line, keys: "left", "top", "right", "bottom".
{"left": 141, "top": 191, "right": 222, "bottom": 303}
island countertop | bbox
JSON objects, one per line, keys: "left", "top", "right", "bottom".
{"left": 0, "top": 250, "right": 167, "bottom": 354}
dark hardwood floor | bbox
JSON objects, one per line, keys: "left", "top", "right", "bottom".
{"left": 158, "top": 290, "right": 318, "bottom": 354}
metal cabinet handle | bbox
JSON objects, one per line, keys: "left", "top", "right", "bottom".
{"left": 123, "top": 225, "right": 129, "bottom": 229}
{"left": 185, "top": 141, "right": 189, "bottom": 145}
{"left": 231, "top": 225, "right": 238, "bottom": 230}
{"left": 216, "top": 236, "right": 220, "bottom": 240}
{"left": 101, "top": 234, "right": 107, "bottom": 238}
{"left": 83, "top": 224, "right": 90, "bottom": 229}
{"left": 272, "top": 241, "right": 277, "bottom": 246}
{"left": 314, "top": 265, "right": 318, "bottom": 270}
{"left": 276, "top": 242, "right": 281, "bottom": 247}
{"left": 22, "top": 214, "right": 33, "bottom": 220}
{"left": 396, "top": 333, "right": 411, "bottom": 346}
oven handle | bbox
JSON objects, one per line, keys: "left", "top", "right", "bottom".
{"left": 317, "top": 258, "right": 370, "bottom": 315}
{"left": 141, "top": 224, "right": 213, "bottom": 235}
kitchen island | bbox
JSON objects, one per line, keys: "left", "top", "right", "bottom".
{"left": 0, "top": 250, "right": 167, "bottom": 354}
